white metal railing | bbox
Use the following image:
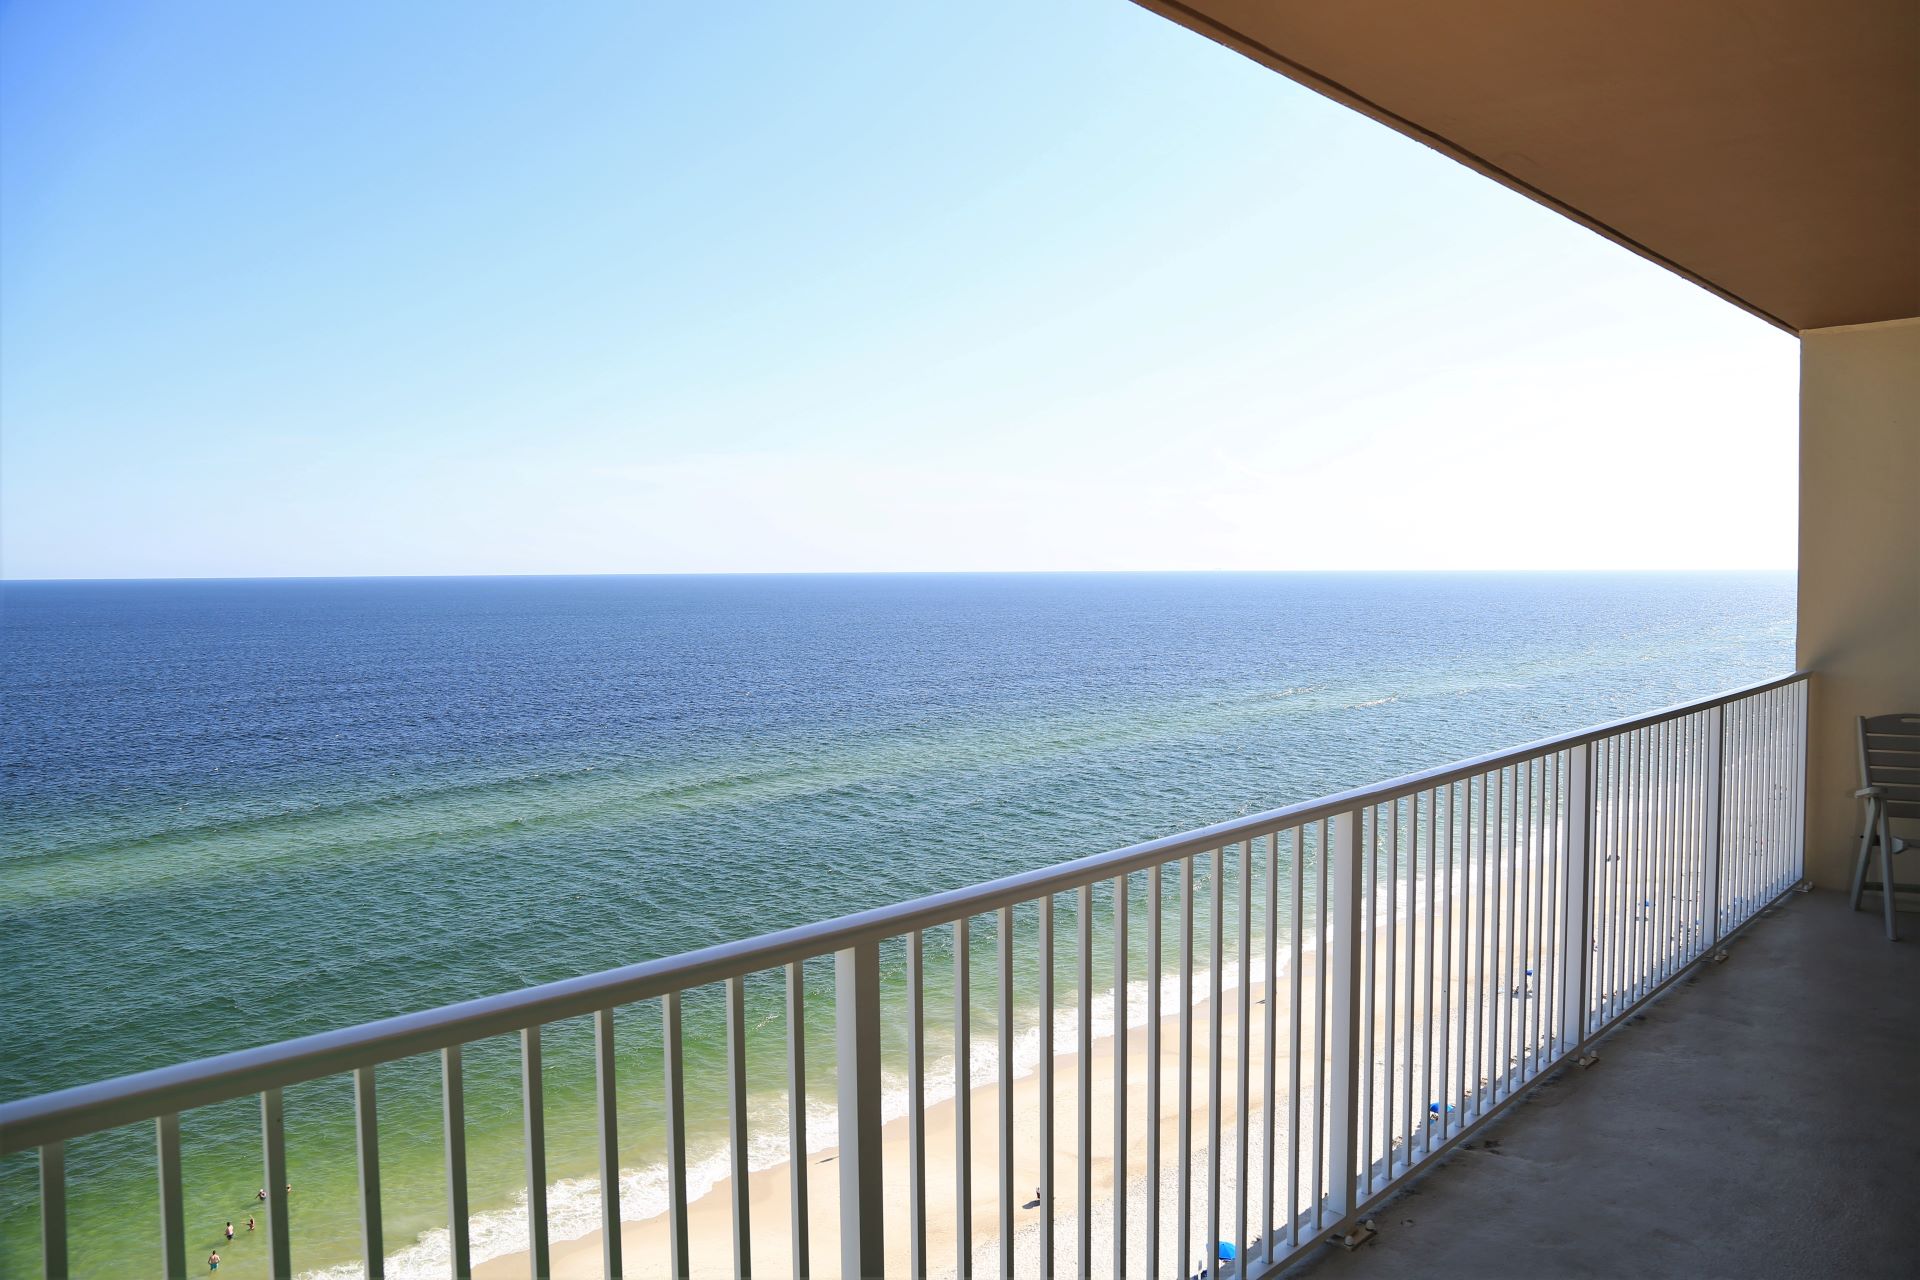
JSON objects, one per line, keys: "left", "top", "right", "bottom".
{"left": 0, "top": 673, "right": 1808, "bottom": 1280}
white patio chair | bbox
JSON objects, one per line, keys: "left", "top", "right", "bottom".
{"left": 1848, "top": 712, "right": 1920, "bottom": 940}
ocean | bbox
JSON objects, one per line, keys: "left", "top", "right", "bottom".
{"left": 0, "top": 572, "right": 1794, "bottom": 1278}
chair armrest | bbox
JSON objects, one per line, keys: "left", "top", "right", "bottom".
{"left": 1856, "top": 786, "right": 1886, "bottom": 798}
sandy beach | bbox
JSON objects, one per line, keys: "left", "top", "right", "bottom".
{"left": 480, "top": 902, "right": 1534, "bottom": 1280}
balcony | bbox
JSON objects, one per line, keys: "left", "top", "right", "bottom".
{"left": 1296, "top": 885, "right": 1920, "bottom": 1280}
{"left": 0, "top": 675, "right": 1817, "bottom": 1278}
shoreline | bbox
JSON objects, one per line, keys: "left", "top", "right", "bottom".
{"left": 474, "top": 880, "right": 1527, "bottom": 1280}
{"left": 476, "top": 943, "right": 1315, "bottom": 1280}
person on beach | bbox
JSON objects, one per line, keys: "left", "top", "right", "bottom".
{"left": 208, "top": 1250, "right": 220, "bottom": 1272}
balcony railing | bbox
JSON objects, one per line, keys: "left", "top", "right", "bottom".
{"left": 0, "top": 673, "right": 1808, "bottom": 1280}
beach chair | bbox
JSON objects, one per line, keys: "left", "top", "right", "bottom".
{"left": 1848, "top": 712, "right": 1920, "bottom": 940}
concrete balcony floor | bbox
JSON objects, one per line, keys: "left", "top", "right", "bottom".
{"left": 1292, "top": 889, "right": 1920, "bottom": 1280}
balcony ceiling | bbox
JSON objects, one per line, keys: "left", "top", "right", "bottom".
{"left": 1134, "top": 1, "right": 1920, "bottom": 333}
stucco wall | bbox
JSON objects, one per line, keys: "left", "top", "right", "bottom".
{"left": 1797, "top": 317, "right": 1920, "bottom": 887}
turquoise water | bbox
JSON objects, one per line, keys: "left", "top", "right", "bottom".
{"left": 0, "top": 572, "right": 1794, "bottom": 1277}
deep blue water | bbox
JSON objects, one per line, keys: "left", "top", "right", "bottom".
{"left": 0, "top": 572, "right": 1794, "bottom": 1277}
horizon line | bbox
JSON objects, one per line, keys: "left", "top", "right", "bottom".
{"left": 0, "top": 565, "right": 1799, "bottom": 585}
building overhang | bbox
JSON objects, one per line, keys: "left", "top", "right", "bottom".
{"left": 1133, "top": 1, "right": 1920, "bottom": 333}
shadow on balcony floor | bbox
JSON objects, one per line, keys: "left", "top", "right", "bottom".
{"left": 1290, "top": 889, "right": 1920, "bottom": 1280}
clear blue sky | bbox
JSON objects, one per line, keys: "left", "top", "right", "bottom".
{"left": 0, "top": 0, "right": 1797, "bottom": 579}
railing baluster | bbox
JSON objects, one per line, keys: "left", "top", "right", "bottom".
{"left": 1076, "top": 886, "right": 1092, "bottom": 1280}
{"left": 442, "top": 1046, "right": 470, "bottom": 1280}
{"left": 1777, "top": 690, "right": 1790, "bottom": 888}
{"left": 1776, "top": 688, "right": 1790, "bottom": 889}
{"left": 1420, "top": 789, "right": 1437, "bottom": 1156}
{"left": 1774, "top": 694, "right": 1786, "bottom": 882}
{"left": 1442, "top": 784, "right": 1459, "bottom": 1140}
{"left": 1637, "top": 728, "right": 1654, "bottom": 996}
{"left": 1357, "top": 815, "right": 1374, "bottom": 1192}
{"left": 1608, "top": 735, "right": 1626, "bottom": 1020}
{"left": 1473, "top": 772, "right": 1490, "bottom": 1117}
{"left": 1327, "top": 810, "right": 1363, "bottom": 1228}
{"left": 1767, "top": 692, "right": 1783, "bottom": 893}
{"left": 1288, "top": 826, "right": 1303, "bottom": 1241}
{"left": 1748, "top": 701, "right": 1758, "bottom": 902}
{"left": 1312, "top": 823, "right": 1327, "bottom": 1230}
{"left": 1766, "top": 697, "right": 1777, "bottom": 892}
{"left": 1527, "top": 757, "right": 1542, "bottom": 1070}
{"left": 1591, "top": 741, "right": 1608, "bottom": 1024}
{"left": 354, "top": 1066, "right": 385, "bottom": 1280}
{"left": 1548, "top": 751, "right": 1567, "bottom": 1047}
{"left": 1650, "top": 722, "right": 1669, "bottom": 980}
{"left": 1404, "top": 796, "right": 1420, "bottom": 1164}
{"left": 1039, "top": 900, "right": 1055, "bottom": 1280}
{"left": 956, "top": 915, "right": 974, "bottom": 1280}
{"left": 1499, "top": 766, "right": 1516, "bottom": 1098}
{"left": 1684, "top": 717, "right": 1703, "bottom": 958}
{"left": 594, "top": 1009, "right": 622, "bottom": 1280}
{"left": 1683, "top": 717, "right": 1699, "bottom": 957}
{"left": 1776, "top": 689, "right": 1792, "bottom": 891}
{"left": 1403, "top": 800, "right": 1420, "bottom": 1161}
{"left": 1262, "top": 831, "right": 1279, "bottom": 1248}
{"left": 725, "top": 979, "right": 751, "bottom": 1279}
{"left": 1645, "top": 726, "right": 1661, "bottom": 991}
{"left": 1654, "top": 724, "right": 1668, "bottom": 976}
{"left": 1466, "top": 775, "right": 1482, "bottom": 1113}
{"left": 39, "top": 1142, "right": 66, "bottom": 1280}
{"left": 1625, "top": 733, "right": 1642, "bottom": 999}
{"left": 1742, "top": 702, "right": 1754, "bottom": 915}
{"left": 1734, "top": 704, "right": 1746, "bottom": 919}
{"left": 1669, "top": 722, "right": 1685, "bottom": 971}
{"left": 662, "top": 995, "right": 690, "bottom": 1280}
{"left": 785, "top": 964, "right": 809, "bottom": 1280}
{"left": 1622, "top": 735, "right": 1637, "bottom": 1009}
{"left": 1517, "top": 761, "right": 1535, "bottom": 1076}
{"left": 1206, "top": 846, "right": 1224, "bottom": 1270}
{"left": 1178, "top": 854, "right": 1194, "bottom": 1273}
{"left": 522, "top": 1027, "right": 549, "bottom": 1280}
{"left": 835, "top": 942, "right": 884, "bottom": 1278}
{"left": 1113, "top": 876, "right": 1129, "bottom": 1280}
{"left": 1758, "top": 694, "right": 1773, "bottom": 894}
{"left": 1520, "top": 759, "right": 1536, "bottom": 1074}
{"left": 1147, "top": 864, "right": 1162, "bottom": 1279}
{"left": 1794, "top": 682, "right": 1808, "bottom": 882}
{"left": 1561, "top": 744, "right": 1593, "bottom": 1058}
{"left": 156, "top": 1112, "right": 185, "bottom": 1280}
{"left": 1382, "top": 800, "right": 1398, "bottom": 1185}
{"left": 1234, "top": 839, "right": 1251, "bottom": 1274}
{"left": 907, "top": 930, "right": 928, "bottom": 1280}
{"left": 1541, "top": 755, "right": 1559, "bottom": 1057}
{"left": 1667, "top": 719, "right": 1683, "bottom": 971}
{"left": 1001, "top": 905, "right": 1017, "bottom": 1280}
{"left": 1695, "top": 709, "right": 1710, "bottom": 935}
{"left": 1746, "top": 700, "right": 1758, "bottom": 908}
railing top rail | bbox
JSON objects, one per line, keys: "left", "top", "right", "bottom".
{"left": 0, "top": 670, "right": 1806, "bottom": 1153}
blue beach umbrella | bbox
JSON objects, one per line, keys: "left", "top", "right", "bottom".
{"left": 1217, "top": 1240, "right": 1238, "bottom": 1261}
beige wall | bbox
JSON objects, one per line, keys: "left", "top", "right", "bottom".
{"left": 1797, "top": 317, "right": 1920, "bottom": 886}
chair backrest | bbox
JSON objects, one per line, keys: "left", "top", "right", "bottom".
{"left": 1859, "top": 713, "right": 1920, "bottom": 819}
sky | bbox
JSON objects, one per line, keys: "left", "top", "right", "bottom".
{"left": 0, "top": 0, "right": 1799, "bottom": 579}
